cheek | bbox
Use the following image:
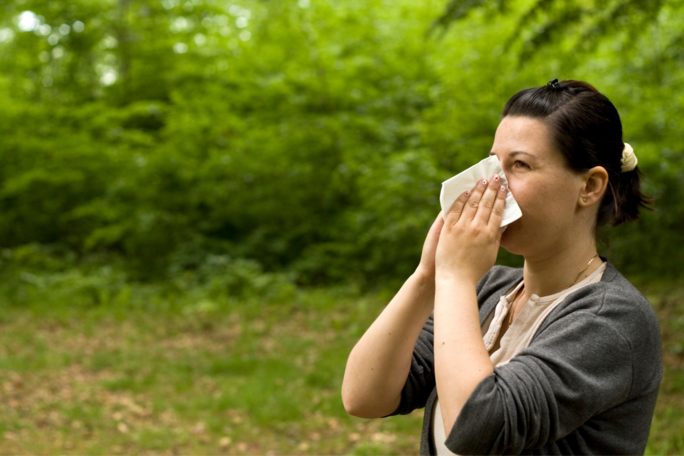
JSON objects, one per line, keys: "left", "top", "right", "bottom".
{"left": 510, "top": 175, "right": 578, "bottom": 222}
{"left": 507, "top": 177, "right": 561, "bottom": 219}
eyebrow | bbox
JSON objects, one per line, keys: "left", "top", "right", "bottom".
{"left": 489, "top": 150, "right": 539, "bottom": 159}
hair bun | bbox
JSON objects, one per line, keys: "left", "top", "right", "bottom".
{"left": 621, "top": 143, "right": 638, "bottom": 172}
{"left": 547, "top": 78, "right": 562, "bottom": 91}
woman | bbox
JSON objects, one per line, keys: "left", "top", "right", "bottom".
{"left": 341, "top": 79, "right": 662, "bottom": 455}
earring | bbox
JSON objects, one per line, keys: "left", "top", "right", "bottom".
{"left": 582, "top": 197, "right": 588, "bottom": 203}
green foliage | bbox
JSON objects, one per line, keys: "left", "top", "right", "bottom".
{"left": 434, "top": 0, "right": 678, "bottom": 62}
{"left": 1, "top": 5, "right": 683, "bottom": 453}
{"left": 0, "top": 245, "right": 296, "bottom": 312}
{"left": 0, "top": 0, "right": 682, "bottom": 286}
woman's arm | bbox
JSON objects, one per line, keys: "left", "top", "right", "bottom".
{"left": 434, "top": 176, "right": 506, "bottom": 434}
{"left": 341, "top": 271, "right": 435, "bottom": 418}
{"left": 443, "top": 303, "right": 651, "bottom": 455}
{"left": 341, "top": 213, "right": 444, "bottom": 418}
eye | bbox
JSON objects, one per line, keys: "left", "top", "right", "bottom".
{"left": 513, "top": 160, "right": 529, "bottom": 169}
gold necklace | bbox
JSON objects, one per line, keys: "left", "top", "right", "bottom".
{"left": 563, "top": 254, "right": 599, "bottom": 290}
{"left": 508, "top": 254, "right": 600, "bottom": 326}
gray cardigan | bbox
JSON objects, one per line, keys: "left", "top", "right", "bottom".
{"left": 388, "top": 262, "right": 662, "bottom": 455}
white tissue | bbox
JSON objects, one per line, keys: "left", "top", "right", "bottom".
{"left": 440, "top": 155, "right": 522, "bottom": 227}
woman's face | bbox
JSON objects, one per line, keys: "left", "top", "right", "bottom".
{"left": 490, "top": 116, "right": 588, "bottom": 259}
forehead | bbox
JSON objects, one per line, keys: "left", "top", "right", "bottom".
{"left": 491, "top": 116, "right": 558, "bottom": 160}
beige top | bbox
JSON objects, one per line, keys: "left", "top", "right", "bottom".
{"left": 432, "top": 262, "right": 607, "bottom": 455}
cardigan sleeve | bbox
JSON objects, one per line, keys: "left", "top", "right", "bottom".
{"left": 386, "top": 312, "right": 435, "bottom": 416}
{"left": 444, "top": 306, "right": 635, "bottom": 455}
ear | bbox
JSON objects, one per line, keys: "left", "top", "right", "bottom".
{"left": 579, "top": 166, "right": 609, "bottom": 207}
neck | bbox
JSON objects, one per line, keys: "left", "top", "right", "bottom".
{"left": 522, "top": 242, "right": 601, "bottom": 298}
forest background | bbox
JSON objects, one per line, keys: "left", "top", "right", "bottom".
{"left": 0, "top": 0, "right": 683, "bottom": 454}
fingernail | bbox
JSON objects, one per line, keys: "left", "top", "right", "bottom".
{"left": 464, "top": 191, "right": 470, "bottom": 197}
{"left": 494, "top": 174, "right": 500, "bottom": 181}
{"left": 481, "top": 179, "right": 488, "bottom": 186}
{"left": 500, "top": 185, "right": 506, "bottom": 192}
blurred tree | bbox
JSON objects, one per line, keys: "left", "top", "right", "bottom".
{"left": 0, "top": 0, "right": 681, "bottom": 286}
{"left": 434, "top": 0, "right": 676, "bottom": 61}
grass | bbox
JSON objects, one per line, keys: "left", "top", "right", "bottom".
{"left": 0, "top": 283, "right": 423, "bottom": 455}
{"left": 643, "top": 281, "right": 684, "bottom": 456}
{"left": 0, "top": 273, "right": 682, "bottom": 455}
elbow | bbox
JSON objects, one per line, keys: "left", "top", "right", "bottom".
{"left": 341, "top": 386, "right": 398, "bottom": 418}
{"left": 341, "top": 387, "right": 371, "bottom": 418}
{"left": 342, "top": 401, "right": 386, "bottom": 419}
{"left": 342, "top": 398, "right": 367, "bottom": 418}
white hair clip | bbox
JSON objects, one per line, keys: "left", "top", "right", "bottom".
{"left": 621, "top": 143, "right": 638, "bottom": 172}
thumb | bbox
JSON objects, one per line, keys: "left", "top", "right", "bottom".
{"left": 430, "top": 212, "right": 445, "bottom": 237}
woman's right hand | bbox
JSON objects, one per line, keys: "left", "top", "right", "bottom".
{"left": 415, "top": 212, "right": 445, "bottom": 280}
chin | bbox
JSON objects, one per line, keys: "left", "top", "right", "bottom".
{"left": 500, "top": 221, "right": 526, "bottom": 256}
{"left": 500, "top": 239, "right": 522, "bottom": 256}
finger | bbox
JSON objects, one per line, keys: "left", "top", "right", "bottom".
{"left": 445, "top": 190, "right": 472, "bottom": 224}
{"left": 460, "top": 178, "right": 488, "bottom": 222}
{"left": 430, "top": 211, "right": 445, "bottom": 237}
{"left": 473, "top": 174, "right": 503, "bottom": 225}
{"left": 420, "top": 212, "right": 445, "bottom": 266}
{"left": 487, "top": 183, "right": 507, "bottom": 228}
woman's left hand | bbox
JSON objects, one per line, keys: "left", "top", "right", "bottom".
{"left": 435, "top": 173, "right": 508, "bottom": 286}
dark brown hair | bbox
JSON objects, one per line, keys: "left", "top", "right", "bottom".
{"left": 502, "top": 79, "right": 651, "bottom": 227}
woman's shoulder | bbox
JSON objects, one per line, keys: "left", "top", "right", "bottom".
{"left": 578, "top": 262, "right": 658, "bottom": 324}
{"left": 542, "top": 261, "right": 661, "bottom": 363}
{"left": 595, "top": 262, "right": 661, "bottom": 342}
{"left": 537, "top": 261, "right": 663, "bottom": 396}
